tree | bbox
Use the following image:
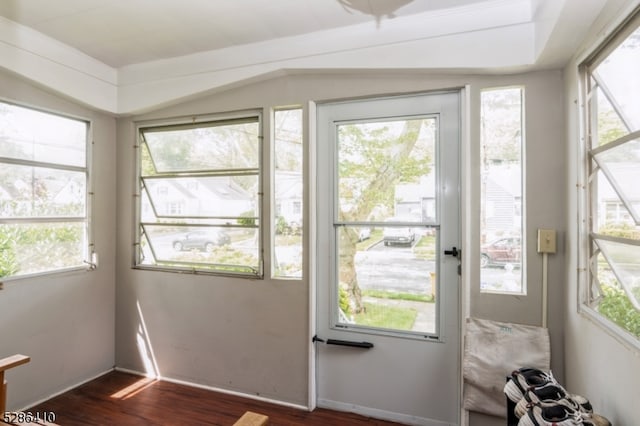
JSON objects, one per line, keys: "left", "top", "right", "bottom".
{"left": 0, "top": 227, "right": 19, "bottom": 277}
{"left": 337, "top": 119, "right": 431, "bottom": 313}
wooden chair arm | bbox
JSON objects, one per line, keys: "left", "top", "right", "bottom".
{"left": 0, "top": 354, "right": 30, "bottom": 414}
{"left": 0, "top": 355, "right": 30, "bottom": 373}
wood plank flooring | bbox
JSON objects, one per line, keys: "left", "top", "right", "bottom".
{"left": 28, "top": 371, "right": 403, "bottom": 425}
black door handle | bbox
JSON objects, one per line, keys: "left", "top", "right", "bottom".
{"left": 327, "top": 339, "right": 374, "bottom": 349}
{"left": 444, "top": 247, "right": 461, "bottom": 257}
{"left": 312, "top": 335, "right": 373, "bottom": 349}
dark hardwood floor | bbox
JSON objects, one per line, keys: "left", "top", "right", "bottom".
{"left": 28, "top": 371, "right": 403, "bottom": 425}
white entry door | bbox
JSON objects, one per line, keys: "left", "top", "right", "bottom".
{"left": 315, "top": 91, "right": 461, "bottom": 425}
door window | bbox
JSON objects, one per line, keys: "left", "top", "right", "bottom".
{"left": 333, "top": 117, "right": 438, "bottom": 336}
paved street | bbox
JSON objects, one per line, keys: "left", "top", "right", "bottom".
{"left": 355, "top": 240, "right": 435, "bottom": 295}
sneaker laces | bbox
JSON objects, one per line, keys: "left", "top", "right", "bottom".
{"left": 571, "top": 408, "right": 584, "bottom": 423}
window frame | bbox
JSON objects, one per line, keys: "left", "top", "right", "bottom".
{"left": 133, "top": 110, "right": 264, "bottom": 278}
{"left": 0, "top": 99, "right": 93, "bottom": 281}
{"left": 579, "top": 8, "right": 640, "bottom": 347}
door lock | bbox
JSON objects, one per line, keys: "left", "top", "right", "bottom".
{"left": 444, "top": 247, "right": 461, "bottom": 259}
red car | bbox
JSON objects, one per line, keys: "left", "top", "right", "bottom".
{"left": 480, "top": 237, "right": 521, "bottom": 267}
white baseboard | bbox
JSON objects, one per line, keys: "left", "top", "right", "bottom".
{"left": 317, "top": 398, "right": 455, "bottom": 426}
{"left": 20, "top": 367, "right": 115, "bottom": 412}
{"left": 114, "top": 367, "right": 310, "bottom": 412}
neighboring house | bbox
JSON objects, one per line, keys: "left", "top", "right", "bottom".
{"left": 0, "top": 182, "right": 17, "bottom": 215}
{"left": 394, "top": 173, "right": 435, "bottom": 221}
{"left": 393, "top": 168, "right": 522, "bottom": 235}
{"left": 275, "top": 171, "right": 302, "bottom": 226}
{"left": 482, "top": 164, "right": 522, "bottom": 240}
{"left": 598, "top": 162, "right": 640, "bottom": 226}
{"left": 0, "top": 176, "right": 84, "bottom": 216}
{"left": 141, "top": 177, "right": 254, "bottom": 220}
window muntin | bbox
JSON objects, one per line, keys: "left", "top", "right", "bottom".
{"left": 273, "top": 108, "right": 303, "bottom": 279}
{"left": 480, "top": 87, "right": 525, "bottom": 294}
{"left": 136, "top": 114, "right": 262, "bottom": 277}
{"left": 0, "top": 101, "right": 89, "bottom": 279}
{"left": 583, "top": 15, "right": 640, "bottom": 339}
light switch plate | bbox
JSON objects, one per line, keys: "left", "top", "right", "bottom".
{"left": 537, "top": 229, "right": 556, "bottom": 253}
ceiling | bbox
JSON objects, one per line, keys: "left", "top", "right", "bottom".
{"left": 0, "top": 0, "right": 610, "bottom": 114}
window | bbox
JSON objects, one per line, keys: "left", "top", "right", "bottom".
{"left": 480, "top": 88, "right": 525, "bottom": 293}
{"left": 582, "top": 12, "right": 640, "bottom": 339}
{"left": 0, "top": 101, "right": 90, "bottom": 278}
{"left": 334, "top": 115, "right": 439, "bottom": 336}
{"left": 136, "top": 113, "right": 262, "bottom": 277}
{"left": 273, "top": 108, "right": 303, "bottom": 278}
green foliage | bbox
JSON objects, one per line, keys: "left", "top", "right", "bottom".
{"left": 481, "top": 89, "right": 522, "bottom": 163}
{"left": 5, "top": 225, "right": 81, "bottom": 245}
{"left": 0, "top": 224, "right": 83, "bottom": 278}
{"left": 337, "top": 119, "right": 432, "bottom": 220}
{"left": 141, "top": 121, "right": 260, "bottom": 175}
{"left": 598, "top": 222, "right": 640, "bottom": 239}
{"left": 339, "top": 285, "right": 351, "bottom": 315}
{"left": 174, "top": 245, "right": 259, "bottom": 271}
{"left": 0, "top": 233, "right": 19, "bottom": 277}
{"left": 412, "top": 235, "right": 436, "bottom": 259}
{"left": 237, "top": 211, "right": 256, "bottom": 227}
{"left": 353, "top": 303, "right": 417, "bottom": 330}
{"left": 275, "top": 216, "right": 287, "bottom": 235}
{"left": 598, "top": 285, "right": 640, "bottom": 338}
{"left": 363, "top": 289, "right": 434, "bottom": 303}
{"left": 140, "top": 143, "right": 156, "bottom": 176}
{"left": 596, "top": 95, "right": 627, "bottom": 146}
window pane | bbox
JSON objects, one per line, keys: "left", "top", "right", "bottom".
{"left": 337, "top": 226, "right": 436, "bottom": 335}
{"left": 332, "top": 114, "right": 439, "bottom": 336}
{"left": 480, "top": 88, "right": 524, "bottom": 294}
{"left": 274, "top": 109, "right": 303, "bottom": 278}
{"left": 0, "top": 164, "right": 86, "bottom": 218}
{"left": 593, "top": 26, "right": 640, "bottom": 132}
{"left": 595, "top": 238, "right": 640, "bottom": 311}
{"left": 337, "top": 118, "right": 436, "bottom": 222}
{"left": 593, "top": 138, "right": 640, "bottom": 224}
{"left": 596, "top": 250, "right": 640, "bottom": 338}
{"left": 142, "top": 119, "right": 259, "bottom": 173}
{"left": 596, "top": 86, "right": 629, "bottom": 146}
{"left": 0, "top": 222, "right": 85, "bottom": 276}
{"left": 142, "top": 175, "right": 258, "bottom": 218}
{"left": 140, "top": 224, "right": 259, "bottom": 273}
{"left": 0, "top": 102, "right": 86, "bottom": 167}
{"left": 137, "top": 113, "right": 262, "bottom": 277}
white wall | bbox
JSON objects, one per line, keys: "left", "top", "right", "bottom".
{"left": 115, "top": 70, "right": 567, "bottom": 413}
{"left": 564, "top": 0, "right": 640, "bottom": 423}
{"left": 0, "top": 70, "right": 117, "bottom": 410}
{"left": 467, "top": 71, "right": 566, "bottom": 426}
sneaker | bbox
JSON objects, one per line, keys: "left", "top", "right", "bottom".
{"left": 518, "top": 404, "right": 596, "bottom": 425}
{"left": 589, "top": 413, "right": 612, "bottom": 426}
{"left": 514, "top": 383, "right": 593, "bottom": 418}
{"left": 504, "top": 367, "right": 557, "bottom": 403}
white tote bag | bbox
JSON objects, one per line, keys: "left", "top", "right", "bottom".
{"left": 463, "top": 317, "right": 551, "bottom": 418}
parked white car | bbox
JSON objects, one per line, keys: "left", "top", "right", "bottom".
{"left": 382, "top": 217, "right": 416, "bottom": 246}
